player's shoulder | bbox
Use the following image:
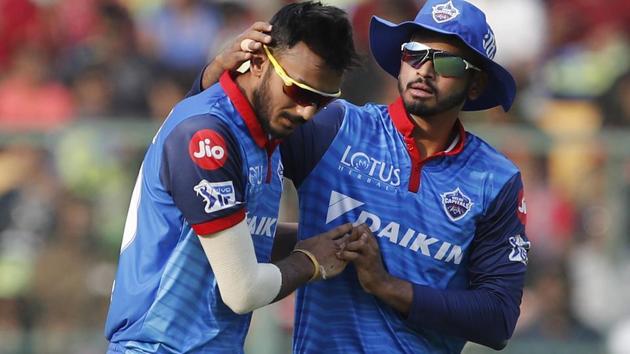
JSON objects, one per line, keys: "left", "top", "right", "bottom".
{"left": 464, "top": 132, "right": 521, "bottom": 182}
{"left": 332, "top": 99, "right": 389, "bottom": 129}
{"left": 304, "top": 99, "right": 384, "bottom": 133}
{"left": 337, "top": 99, "right": 388, "bottom": 117}
{"left": 154, "top": 85, "right": 234, "bottom": 146}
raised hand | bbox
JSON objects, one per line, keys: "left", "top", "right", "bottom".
{"left": 202, "top": 22, "right": 273, "bottom": 89}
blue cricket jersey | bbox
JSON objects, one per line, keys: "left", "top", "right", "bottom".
{"left": 281, "top": 98, "right": 529, "bottom": 353}
{"left": 104, "top": 72, "right": 283, "bottom": 353}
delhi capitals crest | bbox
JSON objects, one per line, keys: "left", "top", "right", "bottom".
{"left": 432, "top": 0, "right": 460, "bottom": 23}
{"left": 440, "top": 187, "right": 473, "bottom": 221}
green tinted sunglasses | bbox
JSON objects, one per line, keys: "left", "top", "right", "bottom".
{"left": 401, "top": 42, "right": 481, "bottom": 77}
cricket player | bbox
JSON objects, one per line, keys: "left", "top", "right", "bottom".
{"left": 104, "top": 2, "right": 359, "bottom": 353}
{"left": 191, "top": 0, "right": 530, "bottom": 352}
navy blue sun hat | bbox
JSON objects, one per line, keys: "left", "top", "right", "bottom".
{"left": 369, "top": 0, "right": 516, "bottom": 111}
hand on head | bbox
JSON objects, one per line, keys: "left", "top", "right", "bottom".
{"left": 217, "top": 22, "right": 273, "bottom": 72}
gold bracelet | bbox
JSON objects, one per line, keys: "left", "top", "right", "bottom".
{"left": 292, "top": 249, "right": 321, "bottom": 282}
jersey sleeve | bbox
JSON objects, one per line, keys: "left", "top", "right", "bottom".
{"left": 406, "top": 173, "right": 530, "bottom": 349}
{"left": 160, "top": 114, "right": 246, "bottom": 235}
{"left": 469, "top": 172, "right": 529, "bottom": 300}
{"left": 280, "top": 100, "right": 345, "bottom": 189}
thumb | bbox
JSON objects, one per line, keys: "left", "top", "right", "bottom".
{"left": 328, "top": 223, "right": 353, "bottom": 240}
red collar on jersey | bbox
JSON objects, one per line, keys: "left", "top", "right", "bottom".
{"left": 388, "top": 97, "right": 466, "bottom": 157}
{"left": 220, "top": 71, "right": 280, "bottom": 152}
{"left": 388, "top": 97, "right": 466, "bottom": 192}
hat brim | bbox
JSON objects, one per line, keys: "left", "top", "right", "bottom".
{"left": 369, "top": 16, "right": 516, "bottom": 112}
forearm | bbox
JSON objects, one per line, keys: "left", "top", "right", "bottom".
{"left": 271, "top": 222, "right": 298, "bottom": 262}
{"left": 407, "top": 285, "right": 518, "bottom": 350}
{"left": 201, "top": 61, "right": 225, "bottom": 90}
{"left": 368, "top": 273, "right": 517, "bottom": 349}
{"left": 369, "top": 274, "right": 413, "bottom": 315}
{"left": 272, "top": 250, "right": 316, "bottom": 301}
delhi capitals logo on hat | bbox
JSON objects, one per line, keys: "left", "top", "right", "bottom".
{"left": 441, "top": 187, "right": 473, "bottom": 221}
{"left": 432, "top": 0, "right": 460, "bottom": 23}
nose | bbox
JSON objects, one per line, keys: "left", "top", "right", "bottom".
{"left": 295, "top": 103, "right": 318, "bottom": 121}
{"left": 415, "top": 59, "right": 436, "bottom": 79}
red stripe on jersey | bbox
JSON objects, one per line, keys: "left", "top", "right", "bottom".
{"left": 193, "top": 208, "right": 246, "bottom": 236}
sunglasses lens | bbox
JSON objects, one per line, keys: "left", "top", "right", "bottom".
{"left": 283, "top": 84, "right": 333, "bottom": 108}
{"left": 433, "top": 53, "right": 467, "bottom": 77}
{"left": 401, "top": 50, "right": 429, "bottom": 69}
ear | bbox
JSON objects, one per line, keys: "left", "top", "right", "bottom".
{"left": 467, "top": 71, "right": 488, "bottom": 101}
{"left": 249, "top": 51, "right": 268, "bottom": 78}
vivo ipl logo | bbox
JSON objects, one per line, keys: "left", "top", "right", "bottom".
{"left": 193, "top": 180, "right": 236, "bottom": 213}
{"left": 440, "top": 187, "right": 474, "bottom": 222}
{"left": 340, "top": 146, "right": 401, "bottom": 186}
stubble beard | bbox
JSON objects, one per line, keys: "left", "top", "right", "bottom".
{"left": 252, "top": 68, "right": 276, "bottom": 137}
{"left": 398, "top": 78, "right": 470, "bottom": 118}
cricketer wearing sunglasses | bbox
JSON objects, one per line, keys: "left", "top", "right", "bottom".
{"left": 104, "top": 3, "right": 362, "bottom": 353}
{"left": 191, "top": 0, "right": 531, "bottom": 353}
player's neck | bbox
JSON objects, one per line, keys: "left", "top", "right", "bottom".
{"left": 408, "top": 111, "right": 459, "bottom": 159}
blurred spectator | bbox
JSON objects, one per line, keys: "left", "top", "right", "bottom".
{"left": 71, "top": 64, "right": 114, "bottom": 118}
{"left": 516, "top": 263, "right": 601, "bottom": 342}
{"left": 0, "top": 44, "right": 75, "bottom": 130}
{"left": 59, "top": 1, "right": 154, "bottom": 117}
{"left": 541, "top": 0, "right": 629, "bottom": 100}
{"left": 207, "top": 2, "right": 257, "bottom": 61}
{"left": 30, "top": 194, "right": 103, "bottom": 330}
{"left": 345, "top": 0, "right": 419, "bottom": 105}
{"left": 467, "top": 0, "right": 547, "bottom": 75}
{"left": 518, "top": 155, "right": 577, "bottom": 261}
{"left": 598, "top": 70, "right": 630, "bottom": 127}
{"left": 146, "top": 74, "right": 187, "bottom": 121}
{"left": 0, "top": 146, "right": 58, "bottom": 348}
{"left": 136, "top": 0, "right": 222, "bottom": 78}
{"left": 537, "top": 100, "right": 603, "bottom": 205}
{"left": 0, "top": 0, "right": 47, "bottom": 72}
{"left": 569, "top": 206, "right": 630, "bottom": 332}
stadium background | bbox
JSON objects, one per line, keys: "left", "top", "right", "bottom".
{"left": 0, "top": 0, "right": 628, "bottom": 353}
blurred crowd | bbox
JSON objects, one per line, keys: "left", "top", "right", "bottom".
{"left": 0, "top": 0, "right": 628, "bottom": 353}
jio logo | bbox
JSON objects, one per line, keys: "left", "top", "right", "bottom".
{"left": 188, "top": 129, "right": 228, "bottom": 170}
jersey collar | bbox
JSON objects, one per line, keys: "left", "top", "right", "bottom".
{"left": 388, "top": 96, "right": 466, "bottom": 158}
{"left": 219, "top": 71, "right": 280, "bottom": 151}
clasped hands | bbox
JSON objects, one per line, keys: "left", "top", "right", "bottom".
{"left": 294, "top": 223, "right": 388, "bottom": 293}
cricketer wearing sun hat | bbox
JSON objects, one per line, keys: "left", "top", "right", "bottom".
{"left": 187, "top": 0, "right": 529, "bottom": 352}
{"left": 370, "top": 0, "right": 516, "bottom": 112}
{"left": 279, "top": 1, "right": 529, "bottom": 351}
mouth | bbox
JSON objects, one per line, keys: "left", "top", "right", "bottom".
{"left": 407, "top": 82, "right": 435, "bottom": 98}
{"left": 280, "top": 116, "right": 296, "bottom": 130}
{"left": 279, "top": 113, "right": 305, "bottom": 129}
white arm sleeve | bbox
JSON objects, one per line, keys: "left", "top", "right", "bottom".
{"left": 198, "top": 219, "right": 282, "bottom": 314}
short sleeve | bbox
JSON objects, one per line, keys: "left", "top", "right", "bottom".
{"left": 160, "top": 114, "right": 246, "bottom": 235}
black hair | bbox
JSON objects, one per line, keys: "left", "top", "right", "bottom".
{"left": 269, "top": 1, "right": 359, "bottom": 73}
